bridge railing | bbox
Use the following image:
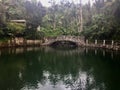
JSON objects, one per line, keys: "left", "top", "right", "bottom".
{"left": 85, "top": 39, "right": 120, "bottom": 50}
{"left": 86, "top": 40, "right": 120, "bottom": 45}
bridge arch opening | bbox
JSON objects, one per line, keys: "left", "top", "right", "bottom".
{"left": 49, "top": 40, "right": 78, "bottom": 48}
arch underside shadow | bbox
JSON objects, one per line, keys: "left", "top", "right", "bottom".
{"left": 49, "top": 40, "right": 78, "bottom": 48}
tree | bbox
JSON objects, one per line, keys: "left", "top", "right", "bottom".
{"left": 0, "top": 0, "right": 6, "bottom": 24}
{"left": 24, "top": 0, "right": 46, "bottom": 28}
{"left": 48, "top": 0, "right": 57, "bottom": 30}
{"left": 82, "top": 0, "right": 120, "bottom": 40}
{"left": 6, "top": 22, "right": 25, "bottom": 37}
{"left": 78, "top": 0, "right": 83, "bottom": 33}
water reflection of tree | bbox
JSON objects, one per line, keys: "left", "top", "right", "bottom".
{"left": 20, "top": 48, "right": 105, "bottom": 90}
{"left": 0, "top": 56, "right": 26, "bottom": 90}
{"left": 0, "top": 47, "right": 120, "bottom": 90}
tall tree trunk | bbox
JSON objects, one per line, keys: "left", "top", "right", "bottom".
{"left": 0, "top": 0, "right": 6, "bottom": 24}
{"left": 53, "top": 14, "right": 56, "bottom": 30}
{"left": 78, "top": 0, "right": 83, "bottom": 33}
{"left": 53, "top": 21, "right": 56, "bottom": 30}
{"left": 52, "top": 0, "right": 56, "bottom": 30}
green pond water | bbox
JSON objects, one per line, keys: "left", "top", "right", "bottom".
{"left": 0, "top": 47, "right": 120, "bottom": 90}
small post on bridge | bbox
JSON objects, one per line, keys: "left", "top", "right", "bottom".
{"left": 86, "top": 39, "right": 88, "bottom": 46}
{"left": 95, "top": 40, "right": 97, "bottom": 45}
{"left": 111, "top": 40, "right": 114, "bottom": 46}
{"left": 103, "top": 40, "right": 106, "bottom": 46}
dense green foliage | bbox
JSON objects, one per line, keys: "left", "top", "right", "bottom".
{"left": 82, "top": 0, "right": 120, "bottom": 40}
{"left": 0, "top": 0, "right": 120, "bottom": 40}
{"left": 6, "top": 22, "right": 25, "bottom": 36}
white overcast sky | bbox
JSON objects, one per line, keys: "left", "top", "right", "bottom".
{"left": 38, "top": 0, "right": 94, "bottom": 7}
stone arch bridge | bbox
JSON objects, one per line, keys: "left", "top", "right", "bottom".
{"left": 42, "top": 36, "right": 85, "bottom": 46}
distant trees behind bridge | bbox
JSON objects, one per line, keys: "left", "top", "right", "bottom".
{"left": 0, "top": 0, "right": 120, "bottom": 40}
